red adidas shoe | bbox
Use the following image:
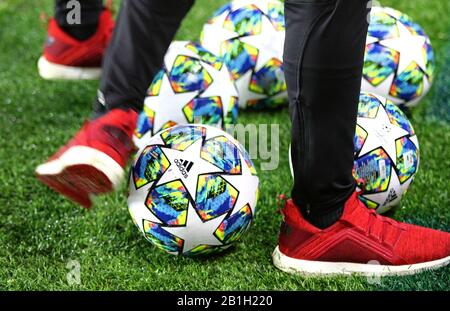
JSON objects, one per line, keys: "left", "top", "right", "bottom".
{"left": 35, "top": 109, "right": 138, "bottom": 208}
{"left": 38, "top": 9, "right": 114, "bottom": 80}
{"left": 273, "top": 192, "right": 450, "bottom": 276}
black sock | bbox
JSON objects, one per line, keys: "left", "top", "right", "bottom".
{"left": 54, "top": 0, "right": 103, "bottom": 41}
{"left": 300, "top": 202, "right": 345, "bottom": 230}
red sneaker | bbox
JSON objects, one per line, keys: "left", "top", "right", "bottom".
{"left": 35, "top": 109, "right": 138, "bottom": 208}
{"left": 273, "top": 193, "right": 450, "bottom": 276}
{"left": 38, "top": 9, "right": 114, "bottom": 80}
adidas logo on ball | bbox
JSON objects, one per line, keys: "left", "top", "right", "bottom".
{"left": 174, "top": 159, "right": 194, "bottom": 178}
{"left": 383, "top": 188, "right": 398, "bottom": 206}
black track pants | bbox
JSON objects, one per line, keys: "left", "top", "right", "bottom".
{"left": 94, "top": 0, "right": 195, "bottom": 116}
{"left": 284, "top": 0, "right": 370, "bottom": 225}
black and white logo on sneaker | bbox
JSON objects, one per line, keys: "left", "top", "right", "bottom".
{"left": 174, "top": 159, "right": 194, "bottom": 178}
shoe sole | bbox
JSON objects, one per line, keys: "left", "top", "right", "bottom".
{"left": 36, "top": 146, "right": 124, "bottom": 208}
{"left": 272, "top": 246, "right": 450, "bottom": 277}
{"left": 38, "top": 56, "right": 101, "bottom": 80}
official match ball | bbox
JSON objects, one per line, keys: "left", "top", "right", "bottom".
{"left": 200, "top": 0, "right": 287, "bottom": 110}
{"left": 128, "top": 124, "right": 259, "bottom": 256}
{"left": 362, "top": 7, "right": 435, "bottom": 108}
{"left": 134, "top": 41, "right": 239, "bottom": 150}
{"left": 287, "top": 92, "right": 420, "bottom": 214}
{"left": 353, "top": 92, "right": 420, "bottom": 214}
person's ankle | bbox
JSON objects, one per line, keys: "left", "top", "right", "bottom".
{"left": 60, "top": 24, "right": 99, "bottom": 41}
{"left": 298, "top": 202, "right": 345, "bottom": 230}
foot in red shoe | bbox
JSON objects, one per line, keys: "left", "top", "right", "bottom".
{"left": 273, "top": 193, "right": 450, "bottom": 276}
{"left": 38, "top": 9, "right": 114, "bottom": 80}
{"left": 35, "top": 109, "right": 138, "bottom": 208}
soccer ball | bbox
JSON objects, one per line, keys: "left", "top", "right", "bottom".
{"left": 128, "top": 124, "right": 259, "bottom": 256}
{"left": 362, "top": 7, "right": 435, "bottom": 108}
{"left": 287, "top": 92, "right": 420, "bottom": 214}
{"left": 353, "top": 92, "right": 419, "bottom": 213}
{"left": 134, "top": 41, "right": 239, "bottom": 150}
{"left": 200, "top": 0, "right": 287, "bottom": 110}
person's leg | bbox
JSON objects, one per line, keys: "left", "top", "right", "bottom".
{"left": 39, "top": 0, "right": 114, "bottom": 79}
{"left": 285, "top": 0, "right": 369, "bottom": 228}
{"left": 274, "top": 0, "right": 450, "bottom": 276}
{"left": 94, "top": 0, "right": 196, "bottom": 116}
{"left": 54, "top": 0, "right": 103, "bottom": 41}
{"left": 36, "top": 0, "right": 195, "bottom": 207}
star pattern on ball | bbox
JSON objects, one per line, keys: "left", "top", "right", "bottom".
{"left": 235, "top": 70, "right": 267, "bottom": 107}
{"left": 357, "top": 104, "right": 409, "bottom": 166}
{"left": 164, "top": 43, "right": 200, "bottom": 71}
{"left": 162, "top": 203, "right": 226, "bottom": 253}
{"left": 128, "top": 182, "right": 163, "bottom": 227}
{"left": 239, "top": 15, "right": 285, "bottom": 72}
{"left": 361, "top": 74, "right": 403, "bottom": 105}
{"left": 158, "top": 139, "right": 224, "bottom": 196}
{"left": 201, "top": 10, "right": 238, "bottom": 56}
{"left": 200, "top": 62, "right": 238, "bottom": 117}
{"left": 365, "top": 35, "right": 379, "bottom": 45}
{"left": 363, "top": 169, "right": 412, "bottom": 211}
{"left": 231, "top": 0, "right": 270, "bottom": 15}
{"left": 143, "top": 74, "right": 198, "bottom": 132}
{"left": 222, "top": 154, "right": 259, "bottom": 216}
{"left": 379, "top": 21, "right": 428, "bottom": 74}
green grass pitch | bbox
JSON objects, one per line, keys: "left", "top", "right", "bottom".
{"left": 0, "top": 0, "right": 449, "bottom": 290}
